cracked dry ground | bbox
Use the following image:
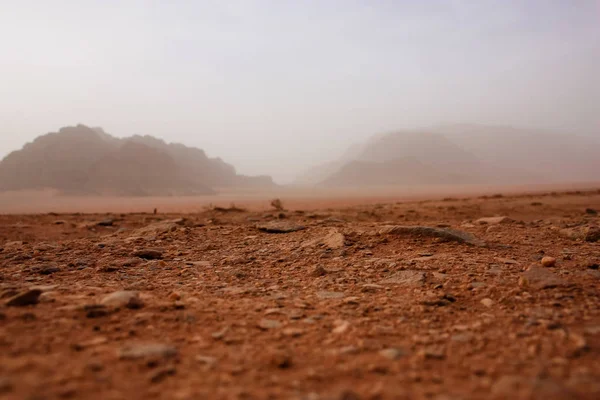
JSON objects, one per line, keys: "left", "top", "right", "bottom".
{"left": 1, "top": 190, "right": 600, "bottom": 400}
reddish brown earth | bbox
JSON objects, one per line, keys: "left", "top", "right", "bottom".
{"left": 1, "top": 189, "right": 600, "bottom": 399}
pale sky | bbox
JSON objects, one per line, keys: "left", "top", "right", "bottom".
{"left": 1, "top": 0, "right": 598, "bottom": 182}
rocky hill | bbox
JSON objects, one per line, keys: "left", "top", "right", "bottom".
{"left": 0, "top": 125, "right": 274, "bottom": 195}
{"left": 299, "top": 125, "right": 600, "bottom": 187}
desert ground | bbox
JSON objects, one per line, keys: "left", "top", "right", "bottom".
{"left": 1, "top": 186, "right": 599, "bottom": 399}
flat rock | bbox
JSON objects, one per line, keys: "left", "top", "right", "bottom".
{"left": 257, "top": 221, "right": 306, "bottom": 233}
{"left": 480, "top": 298, "right": 494, "bottom": 307}
{"left": 381, "top": 270, "right": 426, "bottom": 286}
{"left": 129, "top": 220, "right": 181, "bottom": 239}
{"left": 132, "top": 249, "right": 163, "bottom": 260}
{"left": 476, "top": 216, "right": 511, "bottom": 225}
{"left": 316, "top": 291, "right": 345, "bottom": 299}
{"left": 323, "top": 231, "right": 345, "bottom": 249}
{"left": 257, "top": 319, "right": 282, "bottom": 330}
{"left": 379, "top": 348, "right": 406, "bottom": 360}
{"left": 118, "top": 343, "right": 178, "bottom": 360}
{"left": 5, "top": 289, "right": 42, "bottom": 307}
{"left": 520, "top": 266, "right": 570, "bottom": 289}
{"left": 100, "top": 291, "right": 144, "bottom": 309}
{"left": 379, "top": 225, "right": 485, "bottom": 246}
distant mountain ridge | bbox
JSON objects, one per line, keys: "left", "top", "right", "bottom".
{"left": 0, "top": 124, "right": 274, "bottom": 196}
{"left": 297, "top": 124, "right": 600, "bottom": 187}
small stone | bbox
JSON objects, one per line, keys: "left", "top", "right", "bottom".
{"left": 476, "top": 216, "right": 511, "bottom": 225}
{"left": 269, "top": 350, "right": 292, "bottom": 369}
{"left": 541, "top": 256, "right": 556, "bottom": 268}
{"left": 149, "top": 367, "right": 176, "bottom": 383}
{"left": 168, "top": 292, "right": 181, "bottom": 301}
{"left": 73, "top": 337, "right": 109, "bottom": 351}
{"left": 132, "top": 249, "right": 163, "bottom": 260}
{"left": 585, "top": 208, "right": 598, "bottom": 215}
{"left": 332, "top": 320, "right": 350, "bottom": 334}
{"left": 469, "top": 282, "right": 487, "bottom": 289}
{"left": 96, "top": 219, "right": 114, "bottom": 227}
{"left": 317, "top": 291, "right": 345, "bottom": 299}
{"left": 195, "top": 355, "right": 217, "bottom": 365}
{"left": 282, "top": 328, "right": 304, "bottom": 337}
{"left": 381, "top": 270, "right": 426, "bottom": 286}
{"left": 323, "top": 231, "right": 345, "bottom": 249}
{"left": 186, "top": 261, "right": 212, "bottom": 267}
{"left": 311, "top": 265, "right": 327, "bottom": 277}
{"left": 85, "top": 305, "right": 110, "bottom": 318}
{"left": 495, "top": 257, "right": 518, "bottom": 264}
{"left": 258, "top": 319, "right": 282, "bottom": 330}
{"left": 100, "top": 291, "right": 144, "bottom": 309}
{"left": 342, "top": 296, "right": 360, "bottom": 305}
{"left": 118, "top": 343, "right": 178, "bottom": 360}
{"left": 480, "top": 298, "right": 494, "bottom": 308}
{"left": 35, "top": 264, "right": 61, "bottom": 275}
{"left": 379, "top": 348, "right": 405, "bottom": 360}
{"left": 5, "top": 289, "right": 42, "bottom": 307}
{"left": 119, "top": 258, "right": 142, "bottom": 267}
{"left": 419, "top": 346, "right": 446, "bottom": 359}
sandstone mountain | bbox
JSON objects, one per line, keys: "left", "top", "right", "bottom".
{"left": 298, "top": 125, "right": 600, "bottom": 187}
{"left": 0, "top": 125, "right": 274, "bottom": 195}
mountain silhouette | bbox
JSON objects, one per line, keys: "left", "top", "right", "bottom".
{"left": 0, "top": 125, "right": 274, "bottom": 195}
{"left": 298, "top": 125, "right": 600, "bottom": 187}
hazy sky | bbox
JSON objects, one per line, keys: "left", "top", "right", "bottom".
{"left": 1, "top": 0, "right": 598, "bottom": 182}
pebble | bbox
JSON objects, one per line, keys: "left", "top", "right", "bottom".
{"left": 5, "top": 289, "right": 42, "bottom": 307}
{"left": 379, "top": 348, "right": 405, "bottom": 360}
{"left": 258, "top": 319, "right": 282, "bottom": 330}
{"left": 149, "top": 367, "right": 176, "bottom": 383}
{"left": 480, "top": 298, "right": 494, "bottom": 308}
{"left": 132, "top": 249, "right": 163, "bottom": 260}
{"left": 100, "top": 291, "right": 144, "bottom": 309}
{"left": 195, "top": 355, "right": 217, "bottom": 366}
{"left": 118, "top": 343, "right": 178, "bottom": 360}
{"left": 282, "top": 328, "right": 305, "bottom": 337}
{"left": 323, "top": 231, "right": 345, "bottom": 249}
{"left": 35, "top": 264, "right": 61, "bottom": 275}
{"left": 332, "top": 320, "right": 350, "bottom": 334}
{"left": 381, "top": 270, "right": 426, "bottom": 286}
{"left": 476, "top": 216, "right": 511, "bottom": 225}
{"left": 419, "top": 346, "right": 446, "bottom": 359}
{"left": 541, "top": 256, "right": 556, "bottom": 268}
{"left": 269, "top": 350, "right": 292, "bottom": 369}
{"left": 317, "top": 291, "right": 345, "bottom": 299}
{"left": 311, "top": 265, "right": 327, "bottom": 277}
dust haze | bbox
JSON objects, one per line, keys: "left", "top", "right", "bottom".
{"left": 1, "top": 1, "right": 598, "bottom": 186}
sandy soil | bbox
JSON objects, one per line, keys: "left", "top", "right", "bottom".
{"left": 1, "top": 188, "right": 599, "bottom": 399}
{"left": 0, "top": 182, "right": 599, "bottom": 214}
